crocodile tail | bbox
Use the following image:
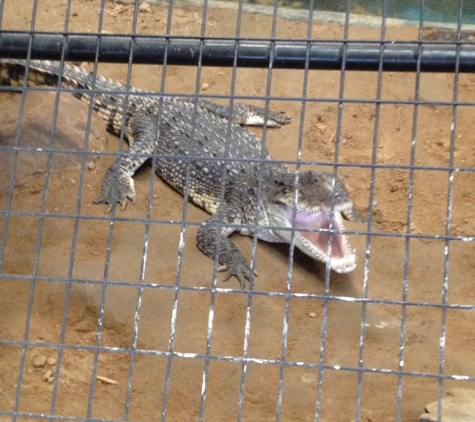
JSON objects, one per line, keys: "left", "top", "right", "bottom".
{"left": 0, "top": 59, "right": 154, "bottom": 132}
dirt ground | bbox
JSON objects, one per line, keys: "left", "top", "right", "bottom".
{"left": 1, "top": 0, "right": 475, "bottom": 421}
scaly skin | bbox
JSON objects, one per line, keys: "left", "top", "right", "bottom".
{"left": 0, "top": 59, "right": 366, "bottom": 288}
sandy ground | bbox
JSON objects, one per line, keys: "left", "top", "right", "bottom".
{"left": 1, "top": 0, "right": 475, "bottom": 421}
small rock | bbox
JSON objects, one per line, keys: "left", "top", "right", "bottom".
{"left": 96, "top": 375, "right": 118, "bottom": 385}
{"left": 201, "top": 83, "right": 210, "bottom": 91}
{"left": 419, "top": 388, "right": 475, "bottom": 421}
{"left": 33, "top": 355, "right": 46, "bottom": 367}
{"left": 43, "top": 370, "right": 55, "bottom": 383}
{"left": 152, "top": 194, "right": 159, "bottom": 199}
{"left": 87, "top": 161, "right": 95, "bottom": 170}
{"left": 309, "top": 312, "right": 316, "bottom": 318}
{"left": 47, "top": 357, "right": 56, "bottom": 366}
{"left": 139, "top": 2, "right": 151, "bottom": 12}
{"left": 112, "top": 4, "right": 127, "bottom": 15}
{"left": 71, "top": 179, "right": 76, "bottom": 184}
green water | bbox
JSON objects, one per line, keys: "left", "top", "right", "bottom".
{"left": 298, "top": 0, "right": 475, "bottom": 24}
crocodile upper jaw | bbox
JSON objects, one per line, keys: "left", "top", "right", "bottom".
{"left": 270, "top": 205, "right": 357, "bottom": 274}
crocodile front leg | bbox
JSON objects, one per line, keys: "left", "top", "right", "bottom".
{"left": 197, "top": 211, "right": 256, "bottom": 289}
{"left": 94, "top": 110, "right": 159, "bottom": 212}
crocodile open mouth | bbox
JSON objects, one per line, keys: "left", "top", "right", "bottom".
{"left": 274, "top": 206, "right": 356, "bottom": 274}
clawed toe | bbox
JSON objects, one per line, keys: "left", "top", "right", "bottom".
{"left": 93, "top": 164, "right": 136, "bottom": 212}
{"left": 220, "top": 258, "right": 255, "bottom": 289}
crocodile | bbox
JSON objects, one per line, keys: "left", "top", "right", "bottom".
{"left": 0, "top": 59, "right": 366, "bottom": 288}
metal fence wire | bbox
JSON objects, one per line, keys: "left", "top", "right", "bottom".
{"left": 0, "top": 0, "right": 474, "bottom": 421}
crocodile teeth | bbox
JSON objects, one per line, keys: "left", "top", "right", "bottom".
{"left": 272, "top": 207, "right": 357, "bottom": 274}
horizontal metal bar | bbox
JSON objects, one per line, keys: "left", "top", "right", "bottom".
{"left": 1, "top": 32, "right": 475, "bottom": 71}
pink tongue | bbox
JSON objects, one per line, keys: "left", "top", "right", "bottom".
{"left": 289, "top": 210, "right": 344, "bottom": 259}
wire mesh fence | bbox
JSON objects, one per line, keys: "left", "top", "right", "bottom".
{"left": 0, "top": 0, "right": 474, "bottom": 421}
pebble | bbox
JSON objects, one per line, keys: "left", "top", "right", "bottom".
{"left": 309, "top": 312, "right": 316, "bottom": 318}
{"left": 139, "top": 2, "right": 151, "bottom": 12}
{"left": 152, "top": 194, "right": 159, "bottom": 199}
{"left": 47, "top": 357, "right": 56, "bottom": 366}
{"left": 87, "top": 161, "right": 95, "bottom": 170}
{"left": 33, "top": 355, "right": 46, "bottom": 367}
{"left": 201, "top": 83, "right": 210, "bottom": 91}
{"left": 43, "top": 370, "right": 54, "bottom": 383}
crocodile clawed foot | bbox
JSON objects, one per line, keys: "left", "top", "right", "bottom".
{"left": 240, "top": 104, "right": 292, "bottom": 128}
{"left": 218, "top": 259, "right": 258, "bottom": 289}
{"left": 93, "top": 164, "right": 136, "bottom": 213}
